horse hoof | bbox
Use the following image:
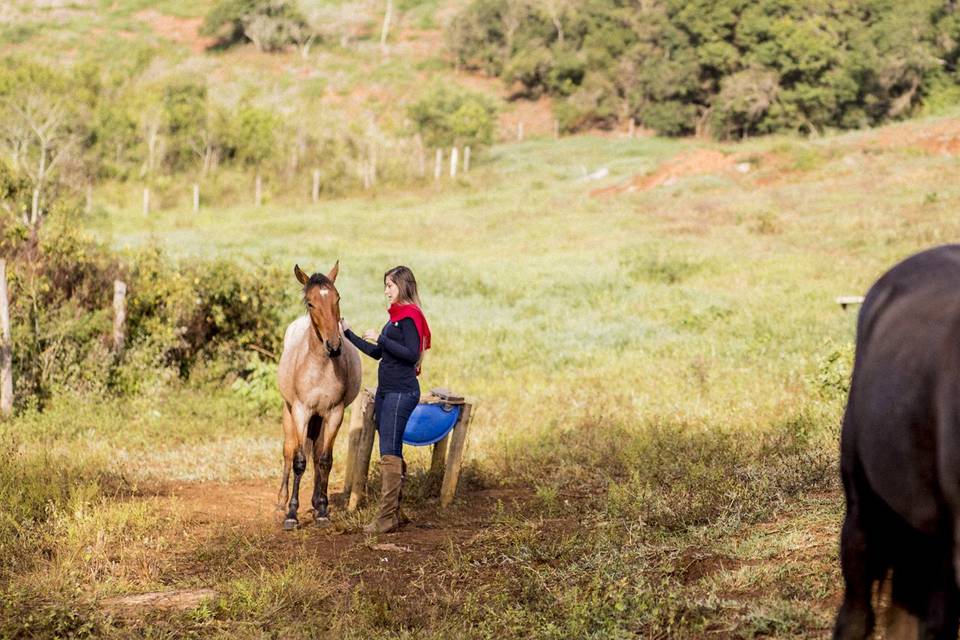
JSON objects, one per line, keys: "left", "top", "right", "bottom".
{"left": 282, "top": 518, "right": 299, "bottom": 531}
{"left": 314, "top": 516, "right": 331, "bottom": 527}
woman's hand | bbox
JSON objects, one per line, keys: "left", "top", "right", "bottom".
{"left": 362, "top": 329, "right": 378, "bottom": 342}
{"left": 339, "top": 318, "right": 351, "bottom": 332}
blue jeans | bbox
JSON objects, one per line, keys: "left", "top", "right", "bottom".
{"left": 374, "top": 390, "right": 420, "bottom": 457}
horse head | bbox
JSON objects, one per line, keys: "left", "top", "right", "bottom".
{"left": 295, "top": 261, "right": 343, "bottom": 358}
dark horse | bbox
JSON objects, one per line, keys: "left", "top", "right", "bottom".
{"left": 835, "top": 245, "right": 960, "bottom": 639}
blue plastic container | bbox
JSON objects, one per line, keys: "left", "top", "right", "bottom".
{"left": 402, "top": 402, "right": 462, "bottom": 446}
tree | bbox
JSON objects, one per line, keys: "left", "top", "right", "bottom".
{"left": 407, "top": 83, "right": 498, "bottom": 148}
{"left": 0, "top": 62, "right": 80, "bottom": 227}
{"left": 202, "top": 0, "right": 313, "bottom": 53}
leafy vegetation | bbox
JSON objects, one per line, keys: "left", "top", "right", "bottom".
{"left": 448, "top": 0, "right": 960, "bottom": 137}
{"left": 407, "top": 83, "right": 499, "bottom": 148}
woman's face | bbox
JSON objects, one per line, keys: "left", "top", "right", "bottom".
{"left": 384, "top": 276, "right": 401, "bottom": 305}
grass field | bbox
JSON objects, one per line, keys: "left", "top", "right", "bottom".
{"left": 7, "top": 115, "right": 960, "bottom": 636}
{"left": 8, "top": 0, "right": 960, "bottom": 635}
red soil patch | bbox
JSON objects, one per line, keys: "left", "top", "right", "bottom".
{"left": 859, "top": 118, "right": 960, "bottom": 155}
{"left": 395, "top": 28, "right": 444, "bottom": 60}
{"left": 135, "top": 9, "right": 215, "bottom": 54}
{"left": 591, "top": 149, "right": 758, "bottom": 197}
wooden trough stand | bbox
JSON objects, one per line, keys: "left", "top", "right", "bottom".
{"left": 343, "top": 387, "right": 474, "bottom": 510}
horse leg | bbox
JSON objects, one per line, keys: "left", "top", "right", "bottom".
{"left": 277, "top": 402, "right": 296, "bottom": 513}
{"left": 312, "top": 405, "right": 344, "bottom": 522}
{"left": 283, "top": 405, "right": 310, "bottom": 531}
{"left": 834, "top": 504, "right": 878, "bottom": 640}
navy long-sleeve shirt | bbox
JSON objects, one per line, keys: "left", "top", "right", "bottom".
{"left": 345, "top": 318, "right": 421, "bottom": 393}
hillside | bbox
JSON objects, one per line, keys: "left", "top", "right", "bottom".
{"left": 0, "top": 0, "right": 558, "bottom": 139}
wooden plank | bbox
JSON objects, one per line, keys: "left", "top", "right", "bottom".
{"left": 440, "top": 403, "right": 473, "bottom": 508}
{"left": 348, "top": 389, "right": 377, "bottom": 512}
{"left": 836, "top": 295, "right": 865, "bottom": 310}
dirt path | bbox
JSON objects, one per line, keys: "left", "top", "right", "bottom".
{"left": 117, "top": 476, "right": 538, "bottom": 606}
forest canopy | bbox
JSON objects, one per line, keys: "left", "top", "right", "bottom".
{"left": 447, "top": 0, "right": 960, "bottom": 137}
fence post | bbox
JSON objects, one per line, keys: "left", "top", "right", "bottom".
{"left": 31, "top": 189, "right": 39, "bottom": 225}
{"left": 628, "top": 118, "right": 635, "bottom": 138}
{"left": 415, "top": 134, "right": 426, "bottom": 177}
{"left": 142, "top": 187, "right": 150, "bottom": 215}
{"left": 113, "top": 280, "right": 127, "bottom": 354}
{"left": 517, "top": 122, "right": 524, "bottom": 142}
{"left": 554, "top": 119, "right": 560, "bottom": 139}
{"left": 85, "top": 184, "right": 93, "bottom": 214}
{"left": 255, "top": 173, "right": 263, "bottom": 206}
{"left": 464, "top": 146, "right": 471, "bottom": 173}
{"left": 0, "top": 260, "right": 11, "bottom": 417}
{"left": 434, "top": 149, "right": 442, "bottom": 181}
{"left": 440, "top": 403, "right": 474, "bottom": 507}
{"left": 348, "top": 389, "right": 377, "bottom": 512}
{"left": 450, "top": 147, "right": 458, "bottom": 178}
{"left": 192, "top": 183, "right": 200, "bottom": 212}
{"left": 312, "top": 169, "right": 321, "bottom": 203}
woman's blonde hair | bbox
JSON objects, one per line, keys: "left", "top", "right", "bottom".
{"left": 384, "top": 265, "right": 422, "bottom": 307}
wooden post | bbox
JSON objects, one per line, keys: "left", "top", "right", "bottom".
{"left": 113, "top": 280, "right": 127, "bottom": 354}
{"left": 0, "top": 260, "right": 11, "bottom": 417}
{"left": 554, "top": 119, "right": 560, "bottom": 139}
{"left": 142, "top": 187, "right": 150, "bottom": 215}
{"left": 517, "top": 122, "right": 524, "bottom": 142}
{"left": 192, "top": 183, "right": 200, "bottom": 212}
{"left": 255, "top": 173, "right": 263, "bottom": 206}
{"left": 450, "top": 147, "right": 458, "bottom": 178}
{"left": 348, "top": 390, "right": 377, "bottom": 512}
{"left": 430, "top": 433, "right": 449, "bottom": 477}
{"left": 312, "top": 169, "right": 321, "bottom": 203}
{"left": 434, "top": 149, "right": 442, "bottom": 181}
{"left": 379, "top": 0, "right": 393, "bottom": 54}
{"left": 463, "top": 146, "right": 471, "bottom": 173}
{"left": 440, "top": 403, "right": 474, "bottom": 507}
{"left": 363, "top": 159, "right": 376, "bottom": 190}
{"left": 628, "top": 118, "right": 635, "bottom": 138}
{"left": 85, "top": 184, "right": 93, "bottom": 214}
{"left": 415, "top": 134, "right": 426, "bottom": 177}
{"left": 30, "top": 189, "right": 39, "bottom": 224}
{"left": 342, "top": 393, "right": 368, "bottom": 498}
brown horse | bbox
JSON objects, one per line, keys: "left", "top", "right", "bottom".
{"left": 276, "top": 262, "right": 361, "bottom": 530}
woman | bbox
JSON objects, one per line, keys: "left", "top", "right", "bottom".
{"left": 341, "top": 265, "right": 430, "bottom": 534}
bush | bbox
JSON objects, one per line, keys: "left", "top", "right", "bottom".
{"left": 202, "top": 0, "right": 311, "bottom": 52}
{"left": 0, "top": 199, "right": 292, "bottom": 410}
{"left": 407, "top": 83, "right": 498, "bottom": 148}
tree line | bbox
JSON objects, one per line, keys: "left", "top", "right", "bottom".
{"left": 447, "top": 0, "right": 960, "bottom": 138}
{"left": 0, "top": 52, "right": 496, "bottom": 228}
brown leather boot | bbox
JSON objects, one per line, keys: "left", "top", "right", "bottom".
{"left": 363, "top": 455, "right": 403, "bottom": 534}
{"left": 398, "top": 459, "right": 411, "bottom": 525}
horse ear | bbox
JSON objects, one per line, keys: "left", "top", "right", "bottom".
{"left": 328, "top": 260, "right": 339, "bottom": 282}
{"left": 294, "top": 264, "right": 310, "bottom": 286}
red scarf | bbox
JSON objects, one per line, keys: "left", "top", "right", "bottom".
{"left": 388, "top": 303, "right": 431, "bottom": 354}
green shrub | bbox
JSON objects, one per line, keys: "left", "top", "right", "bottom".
{"left": 0, "top": 199, "right": 291, "bottom": 410}
{"left": 407, "top": 83, "right": 499, "bottom": 149}
{"left": 202, "top": 0, "right": 310, "bottom": 52}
